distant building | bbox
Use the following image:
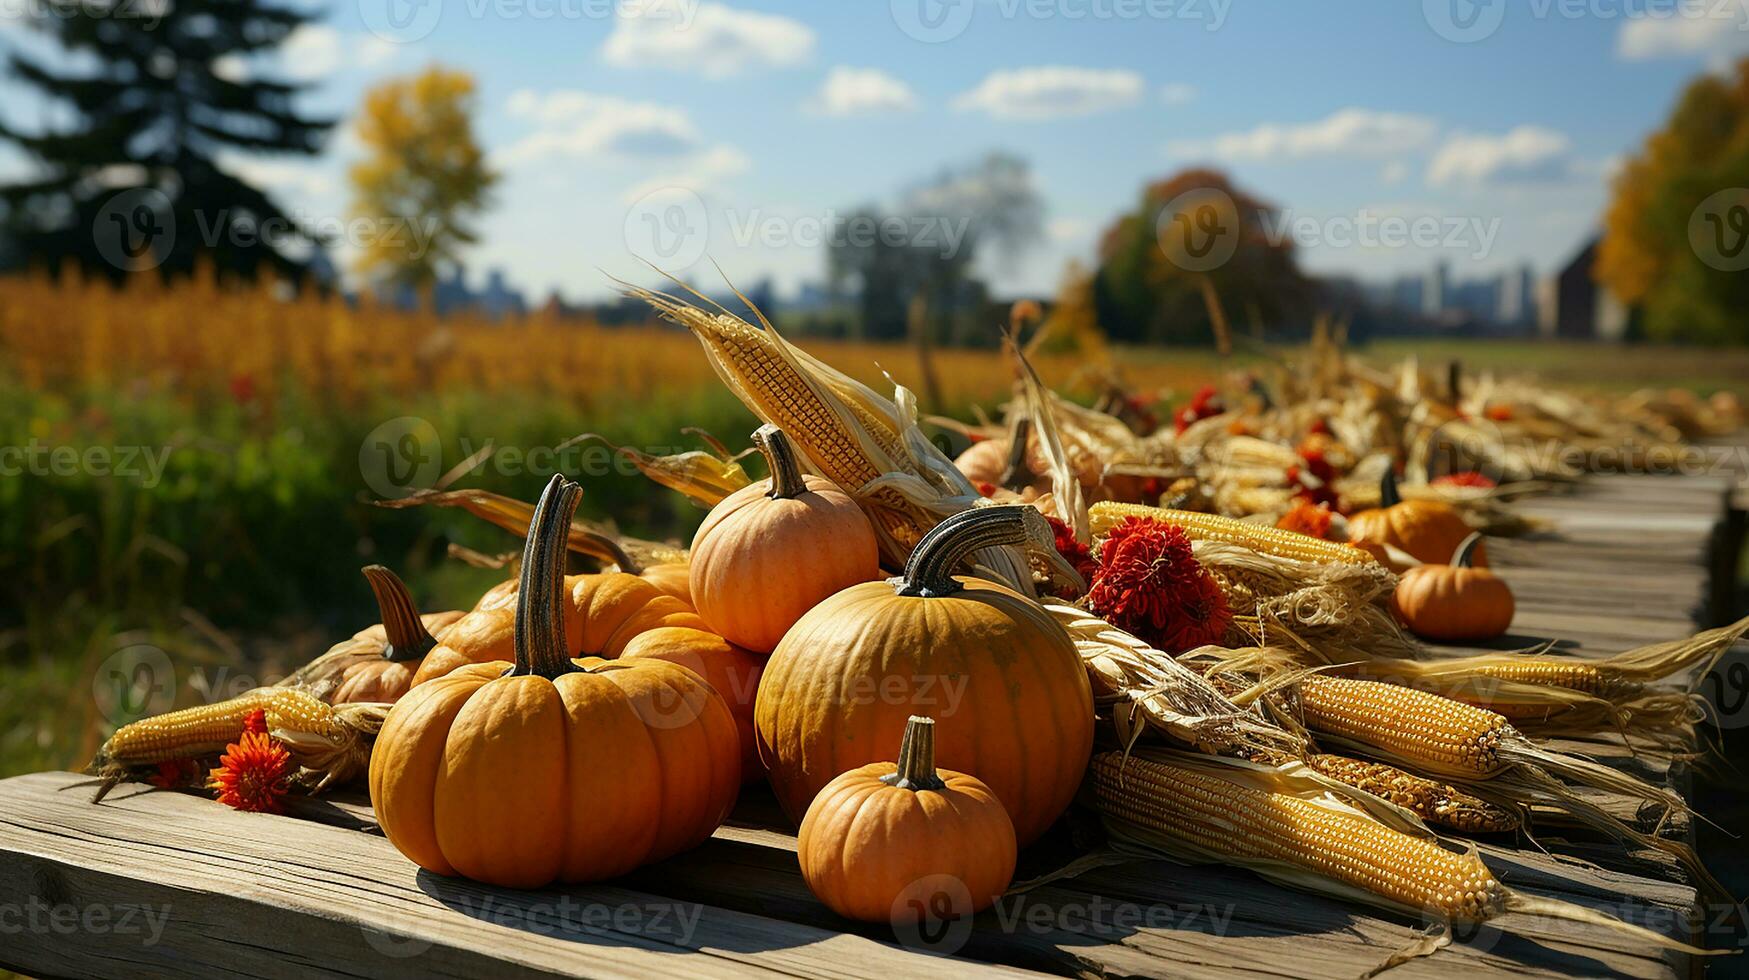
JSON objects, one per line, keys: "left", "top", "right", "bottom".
{"left": 1423, "top": 261, "right": 1448, "bottom": 316}
{"left": 1538, "top": 237, "right": 1630, "bottom": 340}
{"left": 1496, "top": 263, "right": 1535, "bottom": 327}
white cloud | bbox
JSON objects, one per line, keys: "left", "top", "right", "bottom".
{"left": 1426, "top": 125, "right": 1576, "bottom": 186}
{"left": 1168, "top": 108, "right": 1438, "bottom": 159}
{"left": 1617, "top": 13, "right": 1749, "bottom": 61}
{"left": 1047, "top": 217, "right": 1092, "bottom": 242}
{"left": 231, "top": 25, "right": 401, "bottom": 83}
{"left": 1160, "top": 83, "right": 1197, "bottom": 106}
{"left": 1381, "top": 160, "right": 1409, "bottom": 184}
{"left": 501, "top": 89, "right": 748, "bottom": 193}
{"left": 952, "top": 66, "right": 1144, "bottom": 120}
{"left": 808, "top": 67, "right": 917, "bottom": 117}
{"left": 621, "top": 145, "right": 751, "bottom": 203}
{"left": 602, "top": 0, "right": 813, "bottom": 78}
{"left": 216, "top": 153, "right": 334, "bottom": 199}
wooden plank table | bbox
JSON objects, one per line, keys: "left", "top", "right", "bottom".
{"left": 0, "top": 470, "right": 1741, "bottom": 980}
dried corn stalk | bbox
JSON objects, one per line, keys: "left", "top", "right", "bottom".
{"left": 560, "top": 433, "right": 751, "bottom": 507}
{"left": 374, "top": 486, "right": 689, "bottom": 568}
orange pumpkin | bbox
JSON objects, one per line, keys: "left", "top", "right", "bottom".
{"left": 798, "top": 716, "right": 1015, "bottom": 923}
{"left": 756, "top": 506, "right": 1094, "bottom": 845}
{"left": 1392, "top": 533, "right": 1514, "bottom": 641}
{"left": 370, "top": 476, "right": 740, "bottom": 888}
{"left": 1347, "top": 470, "right": 1485, "bottom": 569}
{"left": 689, "top": 425, "right": 879, "bottom": 653}
{"left": 620, "top": 626, "right": 766, "bottom": 782}
{"left": 278, "top": 566, "right": 464, "bottom": 705}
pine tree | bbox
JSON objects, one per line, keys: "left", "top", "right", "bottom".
{"left": 0, "top": 0, "right": 333, "bottom": 280}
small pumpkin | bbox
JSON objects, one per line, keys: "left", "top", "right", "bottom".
{"left": 798, "top": 715, "right": 1016, "bottom": 924}
{"left": 371, "top": 475, "right": 740, "bottom": 888}
{"left": 756, "top": 505, "right": 1094, "bottom": 845}
{"left": 620, "top": 626, "right": 766, "bottom": 782}
{"left": 1347, "top": 470, "right": 1485, "bottom": 569}
{"left": 1392, "top": 533, "right": 1514, "bottom": 641}
{"left": 278, "top": 566, "right": 463, "bottom": 705}
{"left": 689, "top": 424, "right": 880, "bottom": 653}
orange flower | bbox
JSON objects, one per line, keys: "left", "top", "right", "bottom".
{"left": 208, "top": 731, "right": 292, "bottom": 814}
{"left": 242, "top": 708, "right": 267, "bottom": 735}
{"left": 149, "top": 758, "right": 202, "bottom": 789}
{"left": 1276, "top": 501, "right": 1334, "bottom": 540}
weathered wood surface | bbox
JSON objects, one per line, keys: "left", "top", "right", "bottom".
{"left": 0, "top": 470, "right": 1740, "bottom": 980}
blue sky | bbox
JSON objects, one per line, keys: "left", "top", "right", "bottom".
{"left": 4, "top": 0, "right": 1746, "bottom": 299}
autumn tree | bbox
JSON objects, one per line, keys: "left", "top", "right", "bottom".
{"left": 1092, "top": 169, "right": 1310, "bottom": 345}
{"left": 349, "top": 67, "right": 496, "bottom": 290}
{"left": 1597, "top": 58, "right": 1749, "bottom": 344}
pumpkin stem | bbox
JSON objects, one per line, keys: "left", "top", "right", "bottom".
{"left": 896, "top": 505, "right": 1053, "bottom": 597}
{"left": 753, "top": 424, "right": 809, "bottom": 501}
{"left": 361, "top": 565, "right": 438, "bottom": 663}
{"left": 1453, "top": 531, "right": 1485, "bottom": 569}
{"left": 882, "top": 716, "right": 947, "bottom": 792}
{"left": 510, "top": 474, "right": 583, "bottom": 679}
{"left": 1000, "top": 415, "right": 1033, "bottom": 492}
{"left": 1379, "top": 468, "right": 1402, "bottom": 508}
{"left": 578, "top": 529, "right": 642, "bottom": 575}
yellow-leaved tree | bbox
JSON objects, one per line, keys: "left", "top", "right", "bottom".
{"left": 1597, "top": 59, "right": 1749, "bottom": 343}
{"left": 349, "top": 66, "right": 497, "bottom": 290}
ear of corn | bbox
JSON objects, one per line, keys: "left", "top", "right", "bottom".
{"left": 1297, "top": 676, "right": 1509, "bottom": 777}
{"left": 1091, "top": 501, "right": 1376, "bottom": 566}
{"left": 1090, "top": 751, "right": 1506, "bottom": 922}
{"left": 1302, "top": 754, "right": 1520, "bottom": 834}
{"left": 91, "top": 689, "right": 278, "bottom": 769}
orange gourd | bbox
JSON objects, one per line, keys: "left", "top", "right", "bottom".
{"left": 1348, "top": 470, "right": 1485, "bottom": 569}
{"left": 798, "top": 716, "right": 1016, "bottom": 923}
{"left": 756, "top": 506, "right": 1094, "bottom": 845}
{"left": 620, "top": 626, "right": 766, "bottom": 782}
{"left": 1392, "top": 533, "right": 1515, "bottom": 641}
{"left": 370, "top": 476, "right": 740, "bottom": 887}
{"left": 689, "top": 425, "right": 879, "bottom": 653}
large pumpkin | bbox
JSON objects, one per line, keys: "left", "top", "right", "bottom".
{"left": 756, "top": 505, "right": 1094, "bottom": 845}
{"left": 371, "top": 475, "right": 740, "bottom": 887}
{"left": 279, "top": 566, "right": 463, "bottom": 705}
{"left": 411, "top": 568, "right": 706, "bottom": 686}
{"left": 798, "top": 715, "right": 1015, "bottom": 923}
{"left": 689, "top": 424, "right": 879, "bottom": 653}
{"left": 1348, "top": 470, "right": 1485, "bottom": 568}
{"left": 620, "top": 626, "right": 766, "bottom": 782}
{"left": 1392, "top": 533, "right": 1514, "bottom": 641}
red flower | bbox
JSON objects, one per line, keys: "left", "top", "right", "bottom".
{"left": 149, "top": 758, "right": 201, "bottom": 789}
{"left": 1484, "top": 404, "right": 1514, "bottom": 422}
{"left": 1043, "top": 515, "right": 1097, "bottom": 598}
{"left": 1088, "top": 517, "right": 1232, "bottom": 653}
{"left": 241, "top": 708, "right": 268, "bottom": 735}
{"left": 1432, "top": 471, "right": 1498, "bottom": 489}
{"left": 208, "top": 731, "right": 292, "bottom": 814}
{"left": 1277, "top": 501, "right": 1334, "bottom": 540}
{"left": 1174, "top": 385, "right": 1225, "bottom": 434}
{"left": 228, "top": 373, "right": 257, "bottom": 405}
{"left": 975, "top": 481, "right": 998, "bottom": 498}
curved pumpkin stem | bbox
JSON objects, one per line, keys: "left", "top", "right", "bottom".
{"left": 511, "top": 474, "right": 583, "bottom": 679}
{"left": 1452, "top": 532, "right": 1485, "bottom": 569}
{"left": 1379, "top": 468, "right": 1402, "bottom": 508}
{"left": 1000, "top": 415, "right": 1033, "bottom": 492}
{"left": 881, "top": 716, "right": 947, "bottom": 792}
{"left": 361, "top": 565, "right": 438, "bottom": 663}
{"left": 753, "top": 424, "right": 809, "bottom": 501}
{"left": 897, "top": 505, "right": 1054, "bottom": 598}
{"left": 577, "top": 528, "right": 643, "bottom": 575}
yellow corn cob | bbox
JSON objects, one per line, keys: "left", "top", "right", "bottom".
{"left": 1091, "top": 501, "right": 1376, "bottom": 565}
{"left": 1298, "top": 676, "right": 1510, "bottom": 776}
{"left": 1303, "top": 754, "right": 1520, "bottom": 834}
{"left": 1090, "top": 752, "right": 1507, "bottom": 921}
{"left": 1469, "top": 661, "right": 1605, "bottom": 695}
{"left": 93, "top": 688, "right": 345, "bottom": 769}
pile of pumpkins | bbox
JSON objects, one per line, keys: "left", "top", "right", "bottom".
{"left": 363, "top": 424, "right": 1093, "bottom": 922}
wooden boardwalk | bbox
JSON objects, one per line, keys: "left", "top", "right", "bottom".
{"left": 0, "top": 470, "right": 1742, "bottom": 980}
